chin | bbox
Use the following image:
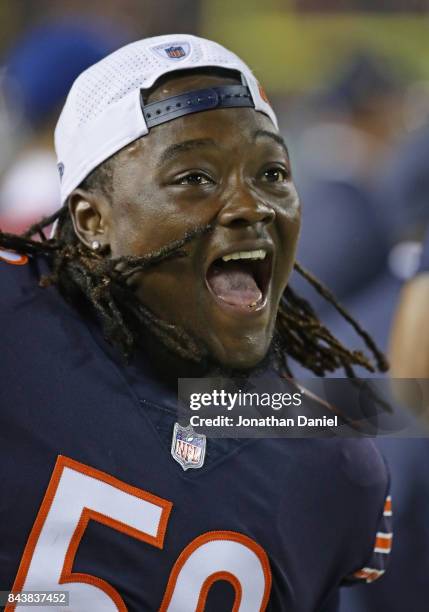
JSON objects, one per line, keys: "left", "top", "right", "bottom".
{"left": 208, "top": 337, "right": 273, "bottom": 373}
{"left": 195, "top": 316, "right": 278, "bottom": 372}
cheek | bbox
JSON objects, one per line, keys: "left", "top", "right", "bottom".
{"left": 107, "top": 189, "right": 214, "bottom": 259}
{"left": 133, "top": 263, "right": 205, "bottom": 335}
{"left": 108, "top": 200, "right": 171, "bottom": 258}
{"left": 123, "top": 267, "right": 206, "bottom": 350}
{"left": 275, "top": 199, "right": 301, "bottom": 282}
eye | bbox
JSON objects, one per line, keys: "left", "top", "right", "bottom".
{"left": 177, "top": 172, "right": 214, "bottom": 186}
{"left": 260, "top": 167, "right": 289, "bottom": 183}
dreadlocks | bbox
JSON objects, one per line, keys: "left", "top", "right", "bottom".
{"left": 0, "top": 201, "right": 388, "bottom": 378}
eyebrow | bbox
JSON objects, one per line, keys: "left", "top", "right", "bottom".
{"left": 158, "top": 138, "right": 216, "bottom": 166}
{"left": 253, "top": 129, "right": 289, "bottom": 157}
{"left": 157, "top": 130, "right": 289, "bottom": 167}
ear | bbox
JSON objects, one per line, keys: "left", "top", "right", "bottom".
{"left": 68, "top": 189, "right": 112, "bottom": 250}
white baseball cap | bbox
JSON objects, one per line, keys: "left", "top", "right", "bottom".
{"left": 54, "top": 33, "right": 278, "bottom": 205}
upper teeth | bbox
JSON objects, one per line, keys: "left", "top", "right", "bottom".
{"left": 222, "top": 249, "right": 267, "bottom": 262}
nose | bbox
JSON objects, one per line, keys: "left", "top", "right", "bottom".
{"left": 217, "top": 185, "right": 276, "bottom": 229}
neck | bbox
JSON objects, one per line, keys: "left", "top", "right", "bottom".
{"left": 135, "top": 328, "right": 212, "bottom": 391}
{"left": 134, "top": 327, "right": 278, "bottom": 392}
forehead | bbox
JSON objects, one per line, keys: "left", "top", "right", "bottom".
{"left": 110, "top": 108, "right": 283, "bottom": 192}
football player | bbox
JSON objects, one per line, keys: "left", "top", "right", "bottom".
{"left": 0, "top": 35, "right": 391, "bottom": 611}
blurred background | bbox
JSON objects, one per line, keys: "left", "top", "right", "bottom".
{"left": 0, "top": 2, "right": 428, "bottom": 609}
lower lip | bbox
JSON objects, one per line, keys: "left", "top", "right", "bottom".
{"left": 204, "top": 280, "right": 269, "bottom": 317}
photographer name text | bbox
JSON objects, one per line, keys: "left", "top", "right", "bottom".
{"left": 189, "top": 415, "right": 339, "bottom": 428}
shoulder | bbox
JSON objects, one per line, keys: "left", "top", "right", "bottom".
{"left": 265, "top": 436, "right": 388, "bottom": 498}
{"left": 0, "top": 250, "right": 112, "bottom": 413}
{"left": 336, "top": 437, "right": 388, "bottom": 491}
{"left": 0, "top": 249, "right": 87, "bottom": 358}
{"left": 0, "top": 248, "right": 41, "bottom": 306}
{"left": 303, "top": 437, "right": 389, "bottom": 523}
{"left": 0, "top": 248, "right": 29, "bottom": 266}
{"left": 311, "top": 437, "right": 389, "bottom": 495}
{"left": 325, "top": 438, "right": 391, "bottom": 577}
{"left": 268, "top": 437, "right": 389, "bottom": 566}
{"left": 0, "top": 249, "right": 72, "bottom": 319}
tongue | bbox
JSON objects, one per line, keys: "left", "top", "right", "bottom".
{"left": 207, "top": 262, "right": 262, "bottom": 307}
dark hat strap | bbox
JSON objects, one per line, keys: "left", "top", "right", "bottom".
{"left": 141, "top": 85, "right": 255, "bottom": 129}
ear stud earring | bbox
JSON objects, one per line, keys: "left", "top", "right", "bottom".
{"left": 91, "top": 240, "right": 101, "bottom": 251}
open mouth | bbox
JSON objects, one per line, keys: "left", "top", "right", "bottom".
{"left": 205, "top": 248, "right": 273, "bottom": 313}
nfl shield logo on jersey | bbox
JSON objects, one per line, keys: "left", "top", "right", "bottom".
{"left": 151, "top": 42, "right": 191, "bottom": 61}
{"left": 171, "top": 423, "right": 206, "bottom": 471}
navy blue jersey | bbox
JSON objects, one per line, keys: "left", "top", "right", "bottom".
{"left": 340, "top": 437, "right": 429, "bottom": 612}
{"left": 0, "top": 252, "right": 391, "bottom": 611}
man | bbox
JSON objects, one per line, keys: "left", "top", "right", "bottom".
{"left": 0, "top": 35, "right": 391, "bottom": 611}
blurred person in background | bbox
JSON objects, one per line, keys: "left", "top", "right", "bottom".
{"left": 389, "top": 225, "right": 429, "bottom": 401}
{"left": 283, "top": 52, "right": 407, "bottom": 375}
{"left": 340, "top": 228, "right": 429, "bottom": 612}
{"left": 291, "top": 51, "right": 404, "bottom": 314}
{"left": 0, "top": 19, "right": 123, "bottom": 235}
{"left": 317, "top": 116, "right": 429, "bottom": 362}
{"left": 376, "top": 121, "right": 429, "bottom": 244}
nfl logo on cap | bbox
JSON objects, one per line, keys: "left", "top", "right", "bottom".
{"left": 152, "top": 41, "right": 191, "bottom": 61}
{"left": 166, "top": 46, "right": 186, "bottom": 59}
